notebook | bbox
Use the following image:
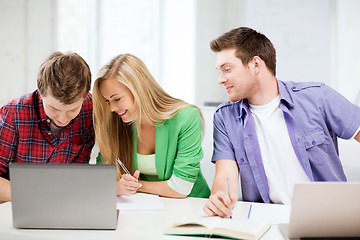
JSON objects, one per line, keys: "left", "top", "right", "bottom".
{"left": 279, "top": 182, "right": 360, "bottom": 239}
{"left": 9, "top": 163, "right": 118, "bottom": 230}
{"left": 164, "top": 216, "right": 270, "bottom": 240}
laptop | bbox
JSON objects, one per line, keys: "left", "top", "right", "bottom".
{"left": 279, "top": 182, "right": 360, "bottom": 239}
{"left": 9, "top": 163, "right": 118, "bottom": 230}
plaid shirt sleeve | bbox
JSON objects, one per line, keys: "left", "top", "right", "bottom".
{"left": 0, "top": 106, "right": 18, "bottom": 178}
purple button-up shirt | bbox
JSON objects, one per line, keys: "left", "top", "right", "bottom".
{"left": 212, "top": 80, "right": 360, "bottom": 203}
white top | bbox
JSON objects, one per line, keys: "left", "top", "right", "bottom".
{"left": 249, "top": 96, "right": 310, "bottom": 205}
{"left": 137, "top": 153, "right": 194, "bottom": 195}
{"left": 137, "top": 153, "right": 157, "bottom": 175}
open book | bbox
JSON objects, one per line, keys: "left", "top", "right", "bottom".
{"left": 164, "top": 216, "right": 270, "bottom": 240}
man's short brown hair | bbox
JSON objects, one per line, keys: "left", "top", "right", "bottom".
{"left": 210, "top": 27, "right": 276, "bottom": 76}
{"left": 37, "top": 51, "right": 91, "bottom": 104}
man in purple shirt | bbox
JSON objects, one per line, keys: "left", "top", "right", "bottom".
{"left": 203, "top": 27, "right": 360, "bottom": 218}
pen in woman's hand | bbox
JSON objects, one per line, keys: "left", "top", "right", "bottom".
{"left": 116, "top": 157, "right": 131, "bottom": 175}
{"left": 116, "top": 157, "right": 142, "bottom": 193}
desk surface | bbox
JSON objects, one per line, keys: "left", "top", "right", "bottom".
{"left": 0, "top": 197, "right": 290, "bottom": 240}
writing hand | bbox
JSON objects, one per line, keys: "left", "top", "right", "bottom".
{"left": 117, "top": 170, "right": 142, "bottom": 196}
{"left": 203, "top": 191, "right": 237, "bottom": 218}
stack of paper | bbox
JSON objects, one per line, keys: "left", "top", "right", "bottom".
{"left": 117, "top": 193, "right": 166, "bottom": 211}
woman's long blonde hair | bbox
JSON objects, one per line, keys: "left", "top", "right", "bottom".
{"left": 93, "top": 53, "right": 203, "bottom": 178}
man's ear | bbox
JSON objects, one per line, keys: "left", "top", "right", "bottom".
{"left": 249, "top": 56, "right": 262, "bottom": 75}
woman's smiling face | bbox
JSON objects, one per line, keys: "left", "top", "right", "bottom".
{"left": 99, "top": 76, "right": 136, "bottom": 123}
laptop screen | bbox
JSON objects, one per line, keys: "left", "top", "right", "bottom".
{"left": 287, "top": 182, "right": 360, "bottom": 238}
{"left": 10, "top": 163, "right": 118, "bottom": 230}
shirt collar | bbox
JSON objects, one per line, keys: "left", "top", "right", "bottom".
{"left": 33, "top": 90, "right": 50, "bottom": 123}
{"left": 225, "top": 99, "right": 249, "bottom": 122}
{"left": 277, "top": 79, "right": 295, "bottom": 109}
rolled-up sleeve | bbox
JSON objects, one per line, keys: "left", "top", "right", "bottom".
{"left": 167, "top": 174, "right": 194, "bottom": 195}
{"left": 172, "top": 107, "right": 203, "bottom": 185}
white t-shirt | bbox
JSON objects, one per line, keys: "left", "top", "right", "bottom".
{"left": 249, "top": 96, "right": 310, "bottom": 205}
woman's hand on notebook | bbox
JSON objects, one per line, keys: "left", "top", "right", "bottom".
{"left": 117, "top": 170, "right": 142, "bottom": 196}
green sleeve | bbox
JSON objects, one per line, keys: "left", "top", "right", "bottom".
{"left": 172, "top": 107, "right": 204, "bottom": 183}
{"left": 172, "top": 107, "right": 210, "bottom": 198}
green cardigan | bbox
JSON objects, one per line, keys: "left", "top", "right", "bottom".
{"left": 97, "top": 106, "right": 210, "bottom": 198}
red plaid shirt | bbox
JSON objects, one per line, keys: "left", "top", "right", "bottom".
{"left": 0, "top": 90, "right": 95, "bottom": 179}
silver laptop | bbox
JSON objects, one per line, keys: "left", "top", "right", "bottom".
{"left": 280, "top": 182, "right": 360, "bottom": 239}
{"left": 10, "top": 163, "right": 118, "bottom": 230}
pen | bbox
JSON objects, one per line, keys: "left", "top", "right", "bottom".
{"left": 226, "top": 176, "right": 231, "bottom": 198}
{"left": 226, "top": 176, "right": 232, "bottom": 219}
{"left": 247, "top": 203, "right": 253, "bottom": 219}
{"left": 116, "top": 157, "right": 131, "bottom": 175}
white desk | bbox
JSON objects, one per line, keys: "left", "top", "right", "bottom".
{"left": 0, "top": 198, "right": 290, "bottom": 240}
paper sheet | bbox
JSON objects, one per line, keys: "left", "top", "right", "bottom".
{"left": 249, "top": 202, "right": 291, "bottom": 225}
{"left": 117, "top": 193, "right": 166, "bottom": 211}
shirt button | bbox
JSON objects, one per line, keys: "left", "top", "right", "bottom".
{"left": 46, "top": 119, "right": 50, "bottom": 123}
{"left": 240, "top": 158, "right": 245, "bottom": 163}
{"left": 312, "top": 140, "right": 316, "bottom": 145}
{"left": 291, "top": 86, "right": 296, "bottom": 91}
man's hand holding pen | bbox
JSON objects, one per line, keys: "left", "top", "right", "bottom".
{"left": 203, "top": 191, "right": 237, "bottom": 218}
{"left": 203, "top": 177, "right": 237, "bottom": 218}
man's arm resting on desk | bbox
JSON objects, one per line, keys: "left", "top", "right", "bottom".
{"left": 203, "top": 159, "right": 239, "bottom": 217}
{"left": 0, "top": 177, "right": 11, "bottom": 203}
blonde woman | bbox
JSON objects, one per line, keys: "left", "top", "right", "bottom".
{"left": 93, "top": 53, "right": 210, "bottom": 198}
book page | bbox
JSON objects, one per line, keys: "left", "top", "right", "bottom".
{"left": 166, "top": 216, "right": 270, "bottom": 239}
{"left": 171, "top": 216, "right": 221, "bottom": 229}
{"left": 117, "top": 193, "right": 166, "bottom": 211}
{"left": 215, "top": 218, "right": 267, "bottom": 234}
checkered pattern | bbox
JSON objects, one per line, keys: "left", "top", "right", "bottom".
{"left": 0, "top": 90, "right": 95, "bottom": 179}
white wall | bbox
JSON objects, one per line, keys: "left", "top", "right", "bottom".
{"left": 0, "top": 0, "right": 56, "bottom": 106}
{"left": 1, "top": 0, "right": 360, "bottom": 106}
{"left": 339, "top": 139, "right": 360, "bottom": 182}
{"left": 243, "top": 0, "right": 333, "bottom": 85}
{"left": 193, "top": 0, "right": 360, "bottom": 105}
{"left": 336, "top": 0, "right": 360, "bottom": 103}
{"left": 194, "top": 0, "right": 242, "bottom": 106}
{"left": 158, "top": 0, "right": 196, "bottom": 104}
{"left": 0, "top": 0, "right": 359, "bottom": 184}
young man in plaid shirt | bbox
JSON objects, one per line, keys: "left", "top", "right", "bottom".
{"left": 0, "top": 51, "right": 95, "bottom": 203}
